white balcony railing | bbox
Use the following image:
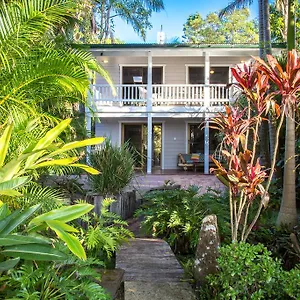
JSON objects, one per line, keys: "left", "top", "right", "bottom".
{"left": 92, "top": 84, "right": 233, "bottom": 107}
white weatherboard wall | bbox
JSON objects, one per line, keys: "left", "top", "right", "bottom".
{"left": 163, "top": 119, "right": 187, "bottom": 169}
{"left": 95, "top": 117, "right": 204, "bottom": 170}
{"left": 95, "top": 119, "right": 120, "bottom": 146}
{"left": 95, "top": 56, "right": 247, "bottom": 85}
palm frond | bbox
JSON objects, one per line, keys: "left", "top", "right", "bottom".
{"left": 0, "top": 0, "right": 77, "bottom": 70}
{"left": 219, "top": 0, "right": 254, "bottom": 18}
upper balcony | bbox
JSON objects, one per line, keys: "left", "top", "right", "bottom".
{"left": 91, "top": 84, "right": 236, "bottom": 117}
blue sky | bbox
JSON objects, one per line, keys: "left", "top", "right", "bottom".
{"left": 114, "top": 0, "right": 259, "bottom": 43}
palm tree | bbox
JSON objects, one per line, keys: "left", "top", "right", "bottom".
{"left": 0, "top": 0, "right": 112, "bottom": 213}
{"left": 0, "top": 0, "right": 112, "bottom": 125}
{"left": 276, "top": 0, "right": 297, "bottom": 226}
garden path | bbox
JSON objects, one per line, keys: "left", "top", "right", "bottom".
{"left": 116, "top": 238, "right": 196, "bottom": 300}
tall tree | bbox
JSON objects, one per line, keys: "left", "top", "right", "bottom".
{"left": 183, "top": 9, "right": 258, "bottom": 44}
{"left": 270, "top": 2, "right": 300, "bottom": 43}
{"left": 72, "top": 0, "right": 164, "bottom": 43}
{"left": 276, "top": 0, "right": 298, "bottom": 226}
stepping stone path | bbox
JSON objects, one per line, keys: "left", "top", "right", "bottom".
{"left": 116, "top": 238, "right": 196, "bottom": 300}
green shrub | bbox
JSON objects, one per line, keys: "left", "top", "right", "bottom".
{"left": 136, "top": 186, "right": 207, "bottom": 254}
{"left": 78, "top": 198, "right": 134, "bottom": 264}
{"left": 205, "top": 242, "right": 300, "bottom": 300}
{"left": 200, "top": 188, "right": 231, "bottom": 243}
{"left": 89, "top": 139, "right": 135, "bottom": 196}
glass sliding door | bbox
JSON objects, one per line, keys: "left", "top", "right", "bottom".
{"left": 122, "top": 123, "right": 162, "bottom": 170}
{"left": 188, "top": 123, "right": 220, "bottom": 155}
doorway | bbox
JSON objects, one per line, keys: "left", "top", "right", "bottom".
{"left": 122, "top": 123, "right": 162, "bottom": 170}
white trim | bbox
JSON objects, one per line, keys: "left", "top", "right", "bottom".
{"left": 185, "top": 122, "right": 188, "bottom": 153}
{"left": 161, "top": 122, "right": 165, "bottom": 170}
{"left": 119, "top": 64, "right": 166, "bottom": 84}
{"left": 118, "top": 121, "right": 122, "bottom": 146}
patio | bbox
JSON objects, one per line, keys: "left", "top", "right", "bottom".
{"left": 128, "top": 173, "right": 224, "bottom": 194}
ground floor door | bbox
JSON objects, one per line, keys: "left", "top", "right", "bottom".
{"left": 122, "top": 123, "right": 162, "bottom": 170}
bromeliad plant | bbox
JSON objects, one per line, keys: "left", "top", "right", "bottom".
{"left": 210, "top": 50, "right": 300, "bottom": 242}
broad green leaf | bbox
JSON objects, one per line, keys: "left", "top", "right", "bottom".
{"left": 0, "top": 124, "right": 13, "bottom": 168}
{"left": 29, "top": 157, "right": 78, "bottom": 169}
{"left": 0, "top": 204, "right": 40, "bottom": 235}
{"left": 50, "top": 137, "right": 105, "bottom": 156}
{"left": 0, "top": 203, "right": 9, "bottom": 220}
{"left": 0, "top": 177, "right": 31, "bottom": 192}
{"left": 0, "top": 152, "right": 39, "bottom": 181}
{"left": 0, "top": 190, "right": 22, "bottom": 197}
{"left": 46, "top": 220, "right": 78, "bottom": 233}
{"left": 24, "top": 119, "right": 72, "bottom": 169}
{"left": 69, "top": 163, "right": 100, "bottom": 175}
{"left": 0, "top": 234, "right": 51, "bottom": 246}
{"left": 1, "top": 244, "right": 67, "bottom": 261}
{"left": 0, "top": 210, "right": 21, "bottom": 234}
{"left": 0, "top": 258, "right": 20, "bottom": 272}
{"left": 46, "top": 220, "right": 86, "bottom": 260}
{"left": 29, "top": 204, "right": 93, "bottom": 226}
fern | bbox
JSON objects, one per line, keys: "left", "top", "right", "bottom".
{"left": 2, "top": 259, "right": 111, "bottom": 300}
{"left": 77, "top": 199, "right": 134, "bottom": 262}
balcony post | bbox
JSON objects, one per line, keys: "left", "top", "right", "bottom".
{"left": 204, "top": 52, "right": 210, "bottom": 107}
{"left": 147, "top": 51, "right": 153, "bottom": 174}
{"left": 85, "top": 84, "right": 93, "bottom": 161}
{"left": 204, "top": 118, "right": 210, "bottom": 174}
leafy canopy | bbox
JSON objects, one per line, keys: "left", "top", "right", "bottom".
{"left": 183, "top": 8, "right": 258, "bottom": 44}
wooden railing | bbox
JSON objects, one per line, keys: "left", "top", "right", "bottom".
{"left": 92, "top": 84, "right": 232, "bottom": 107}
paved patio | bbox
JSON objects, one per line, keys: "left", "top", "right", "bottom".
{"left": 128, "top": 173, "right": 224, "bottom": 194}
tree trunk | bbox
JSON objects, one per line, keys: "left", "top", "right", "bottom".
{"left": 287, "top": 0, "right": 296, "bottom": 49}
{"left": 263, "top": 0, "right": 272, "bottom": 55}
{"left": 277, "top": 0, "right": 297, "bottom": 226}
{"left": 258, "top": 0, "right": 265, "bottom": 57}
{"left": 276, "top": 110, "right": 297, "bottom": 226}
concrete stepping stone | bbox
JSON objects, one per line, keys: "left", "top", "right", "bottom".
{"left": 116, "top": 238, "right": 196, "bottom": 300}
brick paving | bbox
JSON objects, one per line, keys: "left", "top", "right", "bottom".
{"left": 128, "top": 173, "right": 224, "bottom": 194}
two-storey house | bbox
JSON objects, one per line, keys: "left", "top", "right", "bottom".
{"left": 86, "top": 43, "right": 273, "bottom": 174}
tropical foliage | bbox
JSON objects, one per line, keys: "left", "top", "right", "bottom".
{"left": 210, "top": 50, "right": 300, "bottom": 241}
{"left": 137, "top": 187, "right": 212, "bottom": 254}
{"left": 0, "top": 0, "right": 112, "bottom": 140}
{"left": 89, "top": 139, "right": 135, "bottom": 196}
{"left": 1, "top": 259, "right": 109, "bottom": 299}
{"left": 79, "top": 198, "right": 134, "bottom": 262}
{"left": 183, "top": 9, "right": 258, "bottom": 44}
{"left": 270, "top": 2, "right": 300, "bottom": 43}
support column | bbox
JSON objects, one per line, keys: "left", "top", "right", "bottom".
{"left": 85, "top": 84, "right": 93, "bottom": 161}
{"left": 147, "top": 51, "right": 153, "bottom": 174}
{"left": 204, "top": 52, "right": 210, "bottom": 107}
{"left": 204, "top": 118, "right": 210, "bottom": 174}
